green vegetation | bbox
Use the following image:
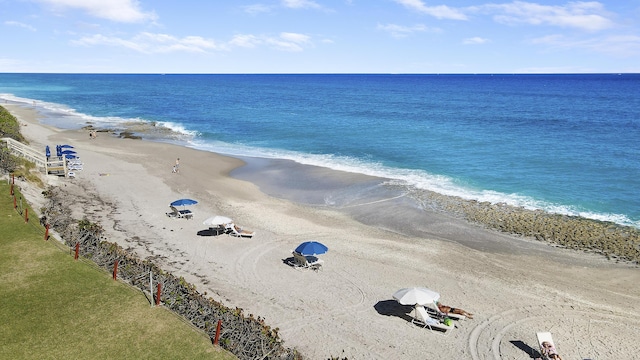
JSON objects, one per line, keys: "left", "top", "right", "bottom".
{"left": 0, "top": 105, "right": 26, "bottom": 142}
{"left": 5, "top": 156, "right": 45, "bottom": 188}
{"left": 0, "top": 182, "right": 237, "bottom": 360}
{"left": 1, "top": 105, "right": 40, "bottom": 184}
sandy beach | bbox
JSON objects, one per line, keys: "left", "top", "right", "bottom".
{"left": 8, "top": 104, "right": 640, "bottom": 360}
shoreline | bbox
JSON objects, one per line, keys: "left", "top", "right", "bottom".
{"left": 6, "top": 103, "right": 640, "bottom": 359}
{"left": 232, "top": 155, "right": 640, "bottom": 263}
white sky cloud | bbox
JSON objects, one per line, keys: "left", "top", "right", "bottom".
{"left": 35, "top": 0, "right": 157, "bottom": 23}
{"left": 463, "top": 37, "right": 489, "bottom": 45}
{"left": 80, "top": 32, "right": 313, "bottom": 54}
{"left": 281, "top": 0, "right": 321, "bottom": 10}
{"left": 395, "top": 1, "right": 614, "bottom": 31}
{"left": 393, "top": 0, "right": 468, "bottom": 20}
{"left": 4, "top": 1, "right": 638, "bottom": 73}
{"left": 378, "top": 23, "right": 440, "bottom": 38}
{"left": 72, "top": 32, "right": 220, "bottom": 53}
{"left": 532, "top": 33, "right": 640, "bottom": 56}
{"left": 477, "top": 1, "right": 614, "bottom": 31}
{"left": 243, "top": 4, "right": 272, "bottom": 15}
{"left": 267, "top": 32, "right": 312, "bottom": 51}
{"left": 5, "top": 21, "right": 37, "bottom": 31}
{"left": 229, "top": 34, "right": 262, "bottom": 48}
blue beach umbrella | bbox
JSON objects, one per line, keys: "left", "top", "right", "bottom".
{"left": 294, "top": 241, "right": 328, "bottom": 256}
{"left": 59, "top": 144, "right": 74, "bottom": 149}
{"left": 170, "top": 198, "right": 198, "bottom": 207}
{"left": 45, "top": 145, "right": 50, "bottom": 158}
{"left": 64, "top": 155, "right": 77, "bottom": 159}
{"left": 60, "top": 150, "right": 77, "bottom": 155}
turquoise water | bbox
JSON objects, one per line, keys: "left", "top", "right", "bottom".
{"left": 1, "top": 73, "right": 638, "bottom": 227}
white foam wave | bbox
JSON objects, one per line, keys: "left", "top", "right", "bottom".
{"left": 156, "top": 121, "right": 199, "bottom": 137}
{"left": 189, "top": 139, "right": 639, "bottom": 228}
{"left": 0, "top": 93, "right": 197, "bottom": 138}
{"left": 4, "top": 95, "right": 635, "bottom": 229}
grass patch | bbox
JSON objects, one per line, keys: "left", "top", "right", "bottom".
{"left": 0, "top": 181, "right": 236, "bottom": 360}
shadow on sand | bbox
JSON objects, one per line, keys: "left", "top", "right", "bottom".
{"left": 510, "top": 340, "right": 542, "bottom": 359}
{"left": 281, "top": 257, "right": 296, "bottom": 268}
{"left": 196, "top": 228, "right": 227, "bottom": 237}
{"left": 373, "top": 299, "right": 414, "bottom": 322}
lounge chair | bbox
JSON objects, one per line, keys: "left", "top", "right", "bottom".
{"left": 291, "top": 251, "right": 324, "bottom": 271}
{"left": 412, "top": 305, "right": 453, "bottom": 334}
{"left": 537, "top": 332, "right": 563, "bottom": 360}
{"left": 227, "top": 223, "right": 255, "bottom": 238}
{"left": 166, "top": 205, "right": 193, "bottom": 219}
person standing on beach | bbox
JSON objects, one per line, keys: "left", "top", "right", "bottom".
{"left": 174, "top": 158, "right": 180, "bottom": 173}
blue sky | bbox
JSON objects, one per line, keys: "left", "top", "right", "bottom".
{"left": 2, "top": 0, "right": 639, "bottom": 73}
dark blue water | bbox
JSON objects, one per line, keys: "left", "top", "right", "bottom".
{"left": 1, "top": 73, "right": 638, "bottom": 227}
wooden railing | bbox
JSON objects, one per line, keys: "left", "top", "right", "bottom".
{"left": 1, "top": 137, "right": 68, "bottom": 176}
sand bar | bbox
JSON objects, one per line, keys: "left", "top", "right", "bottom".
{"left": 6, "top": 103, "right": 640, "bottom": 360}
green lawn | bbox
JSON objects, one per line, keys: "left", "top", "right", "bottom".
{"left": 0, "top": 181, "right": 236, "bottom": 360}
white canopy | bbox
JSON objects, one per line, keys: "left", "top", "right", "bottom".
{"left": 392, "top": 287, "right": 441, "bottom": 306}
{"left": 203, "top": 215, "right": 232, "bottom": 227}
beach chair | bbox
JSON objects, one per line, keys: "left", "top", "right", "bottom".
{"left": 537, "top": 332, "right": 563, "bottom": 360}
{"left": 166, "top": 205, "right": 193, "bottom": 219}
{"left": 292, "top": 251, "right": 324, "bottom": 271}
{"left": 412, "top": 305, "right": 454, "bottom": 334}
{"left": 227, "top": 223, "right": 255, "bottom": 238}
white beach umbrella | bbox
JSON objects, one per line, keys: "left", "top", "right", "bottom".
{"left": 392, "top": 287, "right": 440, "bottom": 306}
{"left": 203, "top": 215, "right": 233, "bottom": 227}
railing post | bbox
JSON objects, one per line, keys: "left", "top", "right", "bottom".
{"left": 44, "top": 224, "right": 49, "bottom": 240}
{"left": 112, "top": 260, "right": 119, "bottom": 280}
{"left": 24, "top": 208, "right": 28, "bottom": 223}
{"left": 74, "top": 242, "right": 79, "bottom": 260}
{"left": 149, "top": 271, "right": 153, "bottom": 308}
{"left": 214, "top": 320, "right": 222, "bottom": 345}
{"left": 155, "top": 283, "right": 161, "bottom": 306}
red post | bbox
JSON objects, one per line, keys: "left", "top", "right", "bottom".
{"left": 13, "top": 196, "right": 16, "bottom": 209}
{"left": 10, "top": 183, "right": 13, "bottom": 195}
{"left": 155, "top": 283, "right": 161, "bottom": 306}
{"left": 213, "top": 320, "right": 222, "bottom": 345}
{"left": 74, "top": 242, "right": 79, "bottom": 260}
{"left": 44, "top": 224, "right": 49, "bottom": 240}
{"left": 112, "top": 260, "right": 119, "bottom": 280}
{"left": 24, "top": 208, "right": 28, "bottom": 223}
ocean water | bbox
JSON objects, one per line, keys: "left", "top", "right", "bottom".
{"left": 1, "top": 73, "right": 639, "bottom": 228}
